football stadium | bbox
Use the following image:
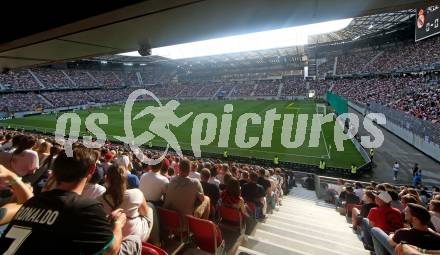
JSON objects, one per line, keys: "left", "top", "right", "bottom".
{"left": 0, "top": 1, "right": 439, "bottom": 255}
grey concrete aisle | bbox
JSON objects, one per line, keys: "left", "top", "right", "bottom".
{"left": 236, "top": 186, "right": 369, "bottom": 255}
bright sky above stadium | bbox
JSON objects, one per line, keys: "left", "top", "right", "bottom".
{"left": 119, "top": 18, "right": 353, "bottom": 59}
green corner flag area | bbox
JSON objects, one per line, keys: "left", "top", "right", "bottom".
{"left": 0, "top": 100, "right": 364, "bottom": 168}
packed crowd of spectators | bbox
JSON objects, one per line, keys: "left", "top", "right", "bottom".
{"left": 178, "top": 85, "right": 204, "bottom": 97}
{"left": 325, "top": 179, "right": 440, "bottom": 255}
{"left": 253, "top": 80, "right": 280, "bottom": 96}
{"left": 332, "top": 76, "right": 440, "bottom": 123}
{"left": 123, "top": 71, "right": 140, "bottom": 87}
{"left": 41, "top": 91, "right": 93, "bottom": 107}
{"left": 89, "top": 71, "right": 124, "bottom": 88}
{"left": 0, "top": 130, "right": 291, "bottom": 254}
{"left": 0, "top": 93, "right": 49, "bottom": 112}
{"left": 230, "top": 83, "right": 256, "bottom": 97}
{"left": 317, "top": 56, "right": 335, "bottom": 78}
{"left": 336, "top": 49, "right": 380, "bottom": 75}
{"left": 197, "top": 84, "right": 222, "bottom": 97}
{"left": 0, "top": 70, "right": 41, "bottom": 90}
{"left": 31, "top": 68, "right": 74, "bottom": 89}
{"left": 281, "top": 79, "right": 307, "bottom": 96}
{"left": 64, "top": 70, "right": 100, "bottom": 88}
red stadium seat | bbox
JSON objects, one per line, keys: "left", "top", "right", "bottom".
{"left": 141, "top": 242, "right": 168, "bottom": 255}
{"left": 157, "top": 207, "right": 185, "bottom": 240}
{"left": 186, "top": 215, "right": 225, "bottom": 254}
{"left": 218, "top": 206, "right": 245, "bottom": 234}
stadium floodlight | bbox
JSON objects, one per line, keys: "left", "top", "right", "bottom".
{"left": 123, "top": 63, "right": 133, "bottom": 66}
{"left": 119, "top": 18, "right": 352, "bottom": 59}
{"left": 100, "top": 61, "right": 108, "bottom": 64}
{"left": 140, "top": 63, "right": 147, "bottom": 66}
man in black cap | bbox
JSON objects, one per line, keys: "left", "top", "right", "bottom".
{"left": 371, "top": 203, "right": 440, "bottom": 255}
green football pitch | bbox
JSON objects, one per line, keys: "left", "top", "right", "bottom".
{"left": 0, "top": 100, "right": 364, "bottom": 168}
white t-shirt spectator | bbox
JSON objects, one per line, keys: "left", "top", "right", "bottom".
{"left": 208, "top": 176, "right": 221, "bottom": 187}
{"left": 98, "top": 189, "right": 151, "bottom": 241}
{"left": 139, "top": 172, "right": 169, "bottom": 202}
{"left": 393, "top": 163, "right": 400, "bottom": 172}
{"left": 82, "top": 183, "right": 106, "bottom": 199}
{"left": 430, "top": 211, "right": 440, "bottom": 232}
{"left": 354, "top": 188, "right": 364, "bottom": 200}
{"left": 11, "top": 149, "right": 39, "bottom": 176}
{"left": 189, "top": 171, "right": 201, "bottom": 180}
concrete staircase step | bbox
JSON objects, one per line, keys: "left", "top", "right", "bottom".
{"left": 254, "top": 229, "right": 368, "bottom": 255}
{"left": 256, "top": 225, "right": 365, "bottom": 253}
{"left": 243, "top": 236, "right": 308, "bottom": 255}
{"left": 235, "top": 246, "right": 268, "bottom": 255}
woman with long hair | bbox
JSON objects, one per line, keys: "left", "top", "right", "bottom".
{"left": 219, "top": 177, "right": 248, "bottom": 217}
{"left": 351, "top": 190, "right": 378, "bottom": 230}
{"left": 97, "top": 165, "right": 153, "bottom": 241}
{"left": 37, "top": 141, "right": 52, "bottom": 164}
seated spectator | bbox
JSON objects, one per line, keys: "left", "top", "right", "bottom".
{"left": 115, "top": 154, "right": 139, "bottom": 189}
{"left": 208, "top": 166, "right": 220, "bottom": 187}
{"left": 37, "top": 141, "right": 51, "bottom": 165}
{"left": 139, "top": 159, "right": 169, "bottom": 206}
{"left": 371, "top": 203, "right": 440, "bottom": 255}
{"left": 239, "top": 170, "right": 249, "bottom": 190}
{"left": 219, "top": 178, "right": 248, "bottom": 217}
{"left": 339, "top": 186, "right": 360, "bottom": 216}
{"left": 325, "top": 178, "right": 345, "bottom": 204}
{"left": 189, "top": 163, "right": 201, "bottom": 180}
{"left": 0, "top": 134, "right": 12, "bottom": 152}
{"left": 400, "top": 194, "right": 419, "bottom": 211}
{"left": 98, "top": 165, "right": 153, "bottom": 242}
{"left": 164, "top": 158, "right": 210, "bottom": 219}
{"left": 82, "top": 165, "right": 106, "bottom": 199}
{"left": 200, "top": 168, "right": 220, "bottom": 208}
{"left": 242, "top": 172, "right": 266, "bottom": 219}
{"left": 352, "top": 190, "right": 377, "bottom": 230}
{"left": 0, "top": 165, "right": 33, "bottom": 233}
{"left": 361, "top": 191, "right": 403, "bottom": 250}
{"left": 429, "top": 200, "right": 440, "bottom": 232}
{"left": 0, "top": 147, "right": 138, "bottom": 255}
{"left": 354, "top": 182, "right": 364, "bottom": 200}
{"left": 303, "top": 174, "right": 315, "bottom": 190}
{"left": 10, "top": 135, "right": 39, "bottom": 177}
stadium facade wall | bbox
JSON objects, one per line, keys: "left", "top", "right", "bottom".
{"left": 348, "top": 101, "right": 440, "bottom": 162}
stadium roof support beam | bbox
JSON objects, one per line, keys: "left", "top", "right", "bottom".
{"left": 0, "top": 0, "right": 426, "bottom": 70}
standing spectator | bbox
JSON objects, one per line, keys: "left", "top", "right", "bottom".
{"left": 0, "top": 147, "right": 137, "bottom": 255}
{"left": 164, "top": 159, "right": 210, "bottom": 219}
{"left": 98, "top": 165, "right": 153, "bottom": 242}
{"left": 354, "top": 182, "right": 364, "bottom": 200}
{"left": 392, "top": 162, "right": 400, "bottom": 181}
{"left": 412, "top": 163, "right": 419, "bottom": 177}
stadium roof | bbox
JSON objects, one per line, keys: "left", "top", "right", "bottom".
{"left": 0, "top": 0, "right": 424, "bottom": 71}
{"left": 90, "top": 10, "right": 415, "bottom": 66}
